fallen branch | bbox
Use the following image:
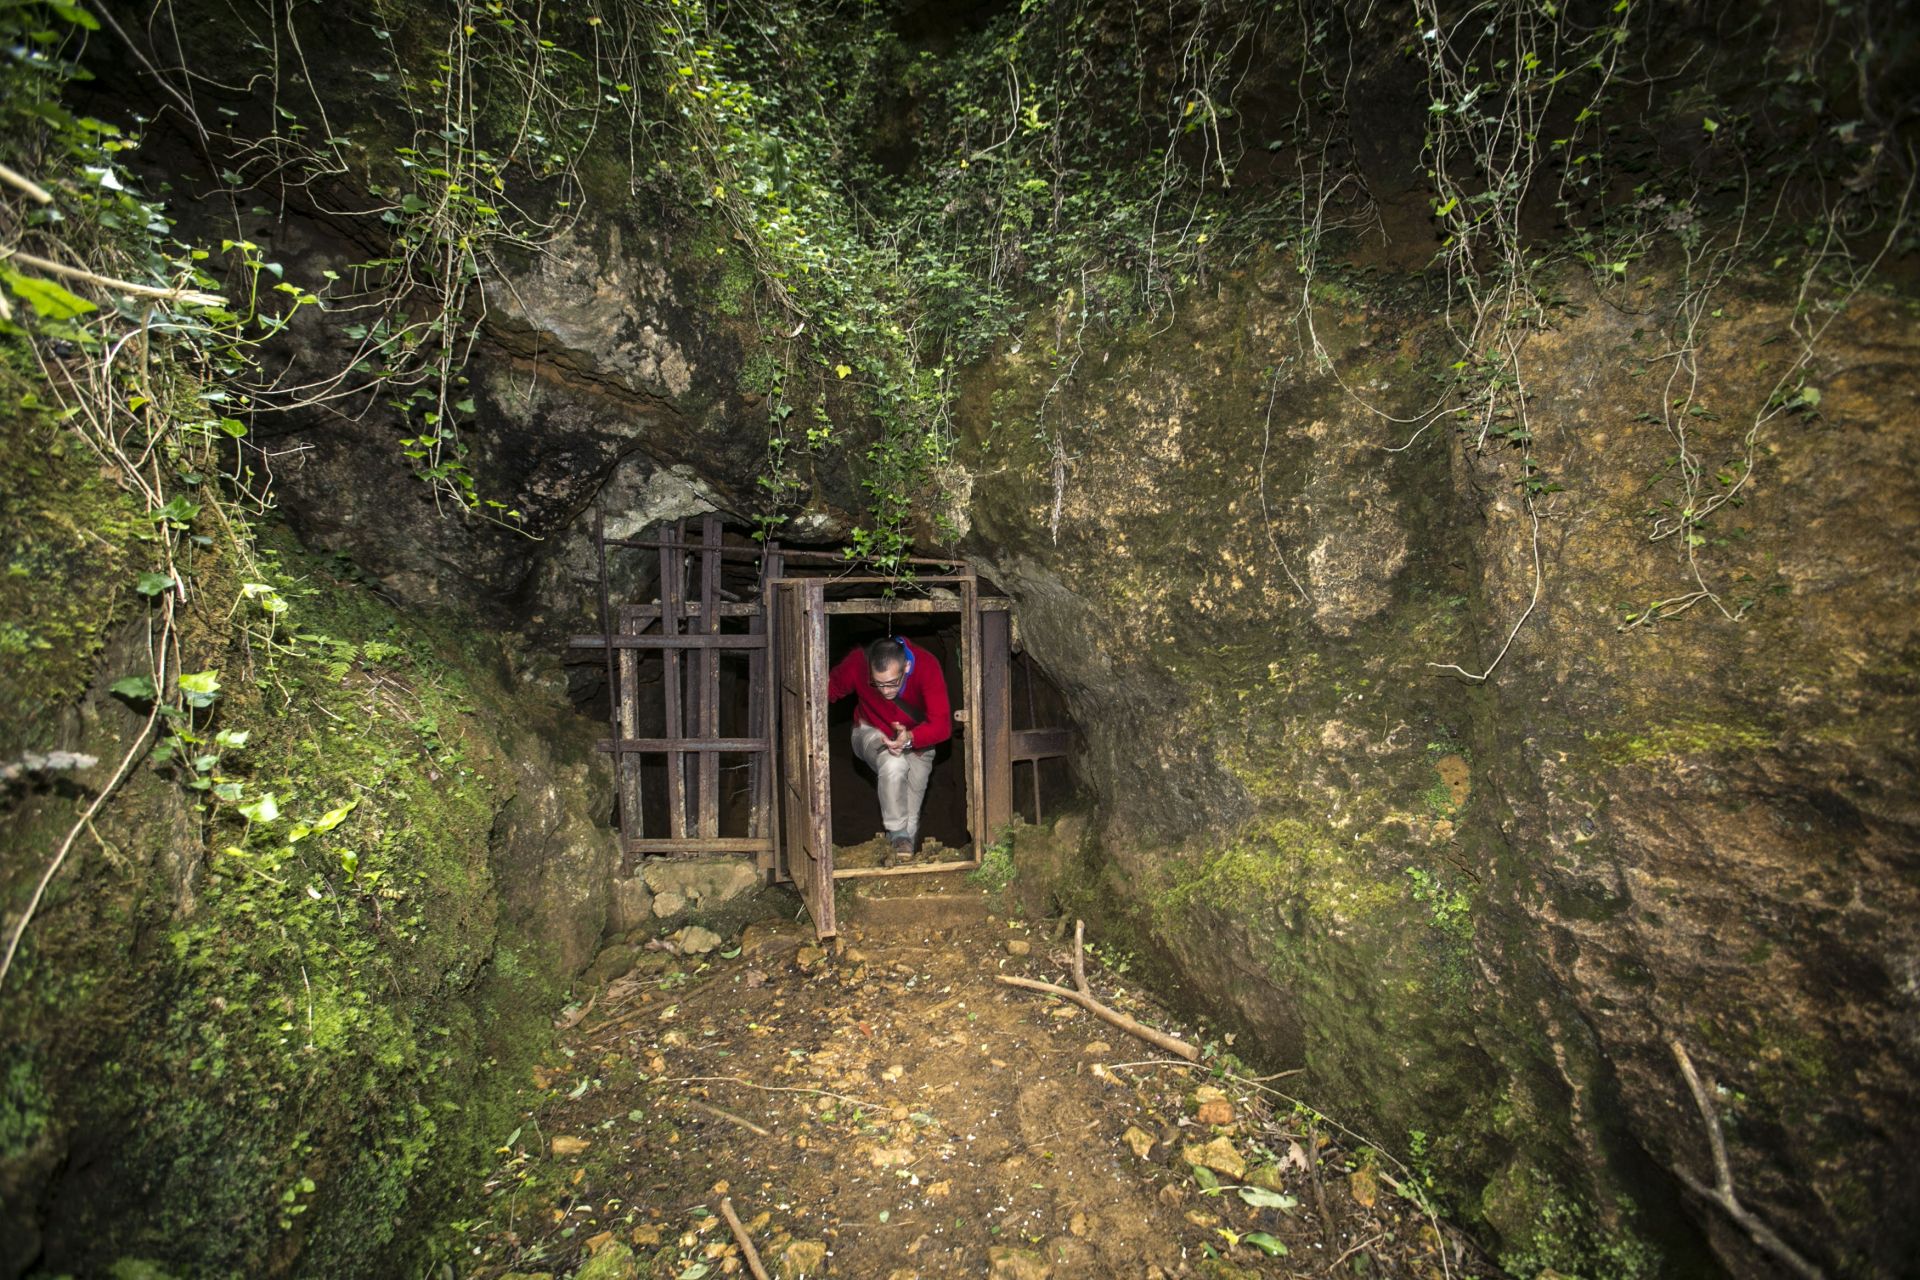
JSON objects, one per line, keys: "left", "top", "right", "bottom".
{"left": 0, "top": 162, "right": 53, "bottom": 205}
{"left": 719, "top": 1197, "right": 772, "bottom": 1280}
{"left": 1072, "top": 918, "right": 1088, "bottom": 995}
{"left": 688, "top": 1099, "right": 771, "bottom": 1138}
{"left": 1670, "top": 1039, "right": 1824, "bottom": 1280}
{"left": 669, "top": 1075, "right": 887, "bottom": 1111}
{"left": 0, "top": 246, "right": 225, "bottom": 308}
{"left": 996, "top": 974, "right": 1199, "bottom": 1062}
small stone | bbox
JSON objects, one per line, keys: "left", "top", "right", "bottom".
{"left": 926, "top": 1180, "right": 952, "bottom": 1199}
{"left": 676, "top": 925, "right": 722, "bottom": 955}
{"left": 795, "top": 946, "right": 827, "bottom": 972}
{"left": 1349, "top": 1165, "right": 1379, "bottom": 1208}
{"left": 586, "top": 943, "right": 638, "bottom": 984}
{"left": 1182, "top": 1136, "right": 1247, "bottom": 1180}
{"left": 1068, "top": 1212, "right": 1088, "bottom": 1237}
{"left": 1122, "top": 1126, "right": 1156, "bottom": 1160}
{"left": 652, "top": 890, "right": 688, "bottom": 918}
{"left": 1193, "top": 1085, "right": 1228, "bottom": 1105}
{"left": 630, "top": 1225, "right": 662, "bottom": 1245}
{"left": 1083, "top": 1040, "right": 1112, "bottom": 1055}
{"left": 1246, "top": 1164, "right": 1288, "bottom": 1193}
{"left": 550, "top": 1135, "right": 590, "bottom": 1157}
{"left": 881, "top": 1064, "right": 905, "bottom": 1083}
{"left": 1195, "top": 1099, "right": 1234, "bottom": 1126}
{"left": 1005, "top": 939, "right": 1031, "bottom": 956}
{"left": 609, "top": 877, "right": 655, "bottom": 933}
{"left": 986, "top": 1246, "right": 1052, "bottom": 1280}
{"left": 1157, "top": 1183, "right": 1186, "bottom": 1206}
{"left": 777, "top": 1240, "right": 828, "bottom": 1279}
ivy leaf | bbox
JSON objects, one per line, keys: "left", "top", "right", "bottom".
{"left": 177, "top": 669, "right": 221, "bottom": 708}
{"left": 239, "top": 792, "right": 280, "bottom": 824}
{"left": 834, "top": 363, "right": 852, "bottom": 379}
{"left": 2, "top": 269, "right": 96, "bottom": 321}
{"left": 1237, "top": 1186, "right": 1298, "bottom": 1210}
{"left": 1242, "top": 1231, "right": 1287, "bottom": 1256}
{"left": 47, "top": 1, "right": 102, "bottom": 30}
{"left": 310, "top": 798, "right": 359, "bottom": 834}
{"left": 110, "top": 674, "right": 157, "bottom": 701}
{"left": 136, "top": 572, "right": 175, "bottom": 596}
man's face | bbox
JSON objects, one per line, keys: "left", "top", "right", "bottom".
{"left": 869, "top": 660, "right": 906, "bottom": 698}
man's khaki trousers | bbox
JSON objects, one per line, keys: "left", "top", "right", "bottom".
{"left": 851, "top": 722, "right": 934, "bottom": 844}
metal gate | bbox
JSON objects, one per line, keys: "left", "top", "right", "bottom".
{"left": 572, "top": 509, "right": 1073, "bottom": 939}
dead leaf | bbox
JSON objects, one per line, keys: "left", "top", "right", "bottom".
{"left": 585, "top": 1230, "right": 614, "bottom": 1253}
{"left": 926, "top": 1180, "right": 952, "bottom": 1199}
{"left": 1123, "top": 1126, "right": 1156, "bottom": 1160}
{"left": 551, "top": 1135, "right": 591, "bottom": 1157}
{"left": 1349, "top": 1165, "right": 1379, "bottom": 1208}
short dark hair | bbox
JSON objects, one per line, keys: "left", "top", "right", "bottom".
{"left": 866, "top": 636, "right": 908, "bottom": 672}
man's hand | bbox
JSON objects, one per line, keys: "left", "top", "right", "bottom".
{"left": 884, "top": 722, "right": 913, "bottom": 755}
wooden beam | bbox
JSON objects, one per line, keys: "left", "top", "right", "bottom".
{"left": 568, "top": 634, "right": 768, "bottom": 650}
{"left": 627, "top": 837, "right": 774, "bottom": 855}
{"left": 598, "top": 737, "right": 770, "bottom": 753}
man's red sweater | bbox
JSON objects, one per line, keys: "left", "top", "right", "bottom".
{"left": 827, "top": 640, "right": 952, "bottom": 750}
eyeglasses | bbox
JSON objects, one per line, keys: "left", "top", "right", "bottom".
{"left": 870, "top": 674, "right": 905, "bottom": 694}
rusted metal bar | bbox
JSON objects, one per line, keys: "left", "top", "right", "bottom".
{"left": 567, "top": 634, "right": 768, "bottom": 650}
{"left": 697, "top": 515, "right": 721, "bottom": 841}
{"left": 661, "top": 521, "right": 687, "bottom": 841}
{"left": 598, "top": 737, "right": 769, "bottom": 753}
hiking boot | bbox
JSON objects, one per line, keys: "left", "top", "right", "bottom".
{"left": 887, "top": 833, "right": 915, "bottom": 863}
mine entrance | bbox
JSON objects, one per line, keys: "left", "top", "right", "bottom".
{"left": 571, "top": 511, "right": 1074, "bottom": 940}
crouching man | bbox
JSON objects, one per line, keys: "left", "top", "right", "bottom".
{"left": 827, "top": 636, "right": 951, "bottom": 862}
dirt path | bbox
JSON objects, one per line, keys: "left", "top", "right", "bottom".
{"left": 460, "top": 864, "right": 1494, "bottom": 1279}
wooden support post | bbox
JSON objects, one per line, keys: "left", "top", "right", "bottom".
{"left": 660, "top": 520, "right": 687, "bottom": 840}
{"left": 979, "top": 605, "right": 1013, "bottom": 838}
{"left": 696, "top": 515, "right": 721, "bottom": 840}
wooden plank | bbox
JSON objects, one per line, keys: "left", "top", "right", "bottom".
{"left": 627, "top": 837, "right": 774, "bottom": 855}
{"left": 960, "top": 573, "right": 984, "bottom": 859}
{"left": 697, "top": 515, "right": 721, "bottom": 841}
{"left": 615, "top": 601, "right": 763, "bottom": 620}
{"left": 567, "top": 633, "right": 768, "bottom": 650}
{"left": 598, "top": 737, "right": 768, "bottom": 753}
{"left": 747, "top": 544, "right": 781, "bottom": 870}
{"left": 776, "top": 578, "right": 834, "bottom": 937}
{"left": 1012, "top": 728, "right": 1073, "bottom": 761}
{"left": 615, "top": 607, "right": 645, "bottom": 844}
{"left": 661, "top": 522, "right": 687, "bottom": 840}
{"left": 978, "top": 607, "right": 1013, "bottom": 838}
{"left": 824, "top": 598, "right": 968, "bottom": 616}
{"left": 833, "top": 859, "right": 982, "bottom": 881}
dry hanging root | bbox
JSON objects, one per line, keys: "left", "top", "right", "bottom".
{"left": 996, "top": 919, "right": 1200, "bottom": 1063}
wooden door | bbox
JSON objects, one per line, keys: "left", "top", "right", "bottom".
{"left": 774, "top": 577, "right": 835, "bottom": 937}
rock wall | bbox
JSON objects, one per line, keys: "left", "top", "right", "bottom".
{"left": 960, "top": 260, "right": 1920, "bottom": 1278}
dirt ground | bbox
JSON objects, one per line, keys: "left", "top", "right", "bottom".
{"left": 459, "top": 852, "right": 1498, "bottom": 1279}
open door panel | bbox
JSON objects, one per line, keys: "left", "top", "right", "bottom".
{"left": 774, "top": 577, "right": 836, "bottom": 938}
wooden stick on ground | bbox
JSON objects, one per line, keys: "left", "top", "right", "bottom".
{"left": 997, "top": 974, "right": 1199, "bottom": 1061}
{"left": 1072, "top": 918, "right": 1088, "bottom": 994}
{"left": 688, "top": 1099, "right": 772, "bottom": 1138}
{"left": 719, "top": 1196, "right": 771, "bottom": 1280}
{"left": 1669, "top": 1039, "right": 1824, "bottom": 1280}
